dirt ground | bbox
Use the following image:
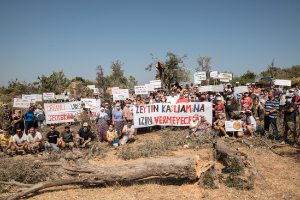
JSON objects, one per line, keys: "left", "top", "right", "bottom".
{"left": 1, "top": 127, "right": 300, "bottom": 200}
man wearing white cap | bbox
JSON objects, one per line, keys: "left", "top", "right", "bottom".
{"left": 75, "top": 122, "right": 92, "bottom": 149}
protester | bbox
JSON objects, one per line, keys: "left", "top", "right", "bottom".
{"left": 24, "top": 106, "right": 35, "bottom": 135}
{"left": 241, "top": 92, "right": 253, "bottom": 111}
{"left": 75, "top": 122, "right": 92, "bottom": 149}
{"left": 263, "top": 91, "right": 279, "bottom": 141}
{"left": 106, "top": 124, "right": 119, "bottom": 147}
{"left": 45, "top": 124, "right": 60, "bottom": 156}
{"left": 12, "top": 127, "right": 28, "bottom": 155}
{"left": 112, "top": 104, "right": 124, "bottom": 138}
{"left": 121, "top": 120, "right": 135, "bottom": 145}
{"left": 34, "top": 104, "right": 46, "bottom": 131}
{"left": 258, "top": 90, "right": 269, "bottom": 123}
{"left": 186, "top": 114, "right": 199, "bottom": 138}
{"left": 225, "top": 91, "right": 238, "bottom": 120}
{"left": 281, "top": 94, "right": 297, "bottom": 147}
{"left": 59, "top": 125, "right": 75, "bottom": 149}
{"left": 243, "top": 110, "right": 259, "bottom": 138}
{"left": 0, "top": 129, "right": 13, "bottom": 155}
{"left": 213, "top": 114, "right": 227, "bottom": 137}
{"left": 27, "top": 127, "right": 43, "bottom": 154}
{"left": 176, "top": 93, "right": 188, "bottom": 103}
{"left": 214, "top": 97, "right": 225, "bottom": 121}
{"left": 290, "top": 89, "right": 300, "bottom": 116}
{"left": 250, "top": 89, "right": 258, "bottom": 118}
{"left": 192, "top": 116, "right": 211, "bottom": 136}
{"left": 167, "top": 91, "right": 178, "bottom": 104}
{"left": 95, "top": 107, "right": 109, "bottom": 142}
{"left": 13, "top": 110, "right": 24, "bottom": 134}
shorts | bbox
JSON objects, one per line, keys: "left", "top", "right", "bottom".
{"left": 121, "top": 134, "right": 133, "bottom": 145}
{"left": 75, "top": 139, "right": 91, "bottom": 147}
{"left": 64, "top": 142, "right": 74, "bottom": 146}
{"left": 252, "top": 124, "right": 259, "bottom": 132}
{"left": 284, "top": 121, "right": 296, "bottom": 133}
{"left": 28, "top": 142, "right": 42, "bottom": 149}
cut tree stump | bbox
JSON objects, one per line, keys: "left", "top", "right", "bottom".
{"left": 3, "top": 151, "right": 215, "bottom": 200}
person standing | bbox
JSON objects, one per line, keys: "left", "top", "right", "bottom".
{"left": 112, "top": 104, "right": 124, "bottom": 138}
{"left": 250, "top": 90, "right": 258, "bottom": 118}
{"left": 281, "top": 94, "right": 297, "bottom": 147}
{"left": 34, "top": 104, "right": 46, "bottom": 131}
{"left": 278, "top": 88, "right": 287, "bottom": 119}
{"left": 176, "top": 93, "right": 188, "bottom": 103}
{"left": 24, "top": 106, "right": 35, "bottom": 135}
{"left": 13, "top": 110, "right": 24, "bottom": 134}
{"left": 241, "top": 92, "right": 253, "bottom": 111}
{"left": 225, "top": 92, "right": 238, "bottom": 120}
{"left": 94, "top": 108, "right": 109, "bottom": 142}
{"left": 263, "top": 91, "right": 279, "bottom": 142}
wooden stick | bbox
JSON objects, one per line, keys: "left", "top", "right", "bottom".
{"left": 260, "top": 138, "right": 284, "bottom": 156}
{"left": 0, "top": 180, "right": 33, "bottom": 188}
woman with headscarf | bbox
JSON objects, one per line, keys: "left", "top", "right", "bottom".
{"left": 112, "top": 104, "right": 124, "bottom": 138}
{"left": 94, "top": 107, "right": 109, "bottom": 142}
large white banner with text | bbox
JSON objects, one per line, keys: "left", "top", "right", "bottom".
{"left": 133, "top": 102, "right": 212, "bottom": 128}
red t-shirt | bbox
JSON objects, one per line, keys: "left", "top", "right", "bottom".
{"left": 176, "top": 98, "right": 188, "bottom": 103}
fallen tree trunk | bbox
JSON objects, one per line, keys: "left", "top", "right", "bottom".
{"left": 3, "top": 152, "right": 214, "bottom": 200}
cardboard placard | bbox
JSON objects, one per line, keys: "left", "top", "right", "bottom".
{"left": 135, "top": 86, "right": 147, "bottom": 94}
{"left": 43, "top": 93, "right": 55, "bottom": 100}
{"left": 210, "top": 71, "right": 218, "bottom": 78}
{"left": 145, "top": 84, "right": 155, "bottom": 91}
{"left": 194, "top": 72, "right": 206, "bottom": 84}
{"left": 150, "top": 80, "right": 161, "bottom": 88}
{"left": 234, "top": 86, "right": 248, "bottom": 93}
{"left": 14, "top": 98, "right": 30, "bottom": 108}
{"left": 274, "top": 79, "right": 291, "bottom": 86}
{"left": 225, "top": 120, "right": 243, "bottom": 132}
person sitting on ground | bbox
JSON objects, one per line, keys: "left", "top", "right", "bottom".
{"left": 0, "top": 129, "right": 13, "bottom": 155}
{"left": 186, "top": 114, "right": 199, "bottom": 138}
{"left": 27, "top": 127, "right": 43, "bottom": 154}
{"left": 12, "top": 127, "right": 28, "bottom": 155}
{"left": 106, "top": 124, "right": 119, "bottom": 147}
{"left": 75, "top": 122, "right": 92, "bottom": 149}
{"left": 59, "top": 125, "right": 75, "bottom": 149}
{"left": 242, "top": 110, "right": 259, "bottom": 138}
{"left": 213, "top": 114, "right": 227, "bottom": 137}
{"left": 121, "top": 120, "right": 135, "bottom": 145}
{"left": 192, "top": 116, "right": 211, "bottom": 136}
{"left": 45, "top": 124, "right": 60, "bottom": 156}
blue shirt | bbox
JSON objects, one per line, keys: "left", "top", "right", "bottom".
{"left": 77, "top": 129, "right": 92, "bottom": 140}
{"left": 24, "top": 110, "right": 34, "bottom": 121}
{"left": 264, "top": 98, "right": 279, "bottom": 118}
{"left": 232, "top": 93, "right": 241, "bottom": 100}
{"left": 112, "top": 110, "right": 123, "bottom": 122}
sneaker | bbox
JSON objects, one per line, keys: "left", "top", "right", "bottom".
{"left": 293, "top": 143, "right": 298, "bottom": 148}
{"left": 281, "top": 141, "right": 286, "bottom": 145}
{"left": 45, "top": 153, "right": 49, "bottom": 157}
{"left": 225, "top": 134, "right": 229, "bottom": 138}
{"left": 22, "top": 152, "right": 26, "bottom": 155}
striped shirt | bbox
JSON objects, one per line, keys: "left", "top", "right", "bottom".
{"left": 264, "top": 98, "right": 279, "bottom": 118}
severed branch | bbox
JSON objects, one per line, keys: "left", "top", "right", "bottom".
{"left": 260, "top": 139, "right": 284, "bottom": 156}
{"left": 0, "top": 180, "right": 33, "bottom": 188}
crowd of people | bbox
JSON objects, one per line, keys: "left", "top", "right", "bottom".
{"left": 0, "top": 82, "right": 299, "bottom": 157}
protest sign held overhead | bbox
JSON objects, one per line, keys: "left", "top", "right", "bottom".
{"left": 150, "top": 80, "right": 161, "bottom": 88}
{"left": 43, "top": 93, "right": 55, "bottom": 100}
{"left": 87, "top": 85, "right": 95, "bottom": 89}
{"left": 81, "top": 98, "right": 97, "bottom": 108}
{"left": 113, "top": 89, "right": 129, "bottom": 100}
{"left": 22, "top": 94, "right": 36, "bottom": 103}
{"left": 133, "top": 102, "right": 212, "bottom": 128}
{"left": 194, "top": 72, "right": 206, "bottom": 84}
{"left": 274, "top": 79, "right": 291, "bottom": 86}
{"left": 14, "top": 98, "right": 30, "bottom": 108}
{"left": 198, "top": 85, "right": 224, "bottom": 92}
{"left": 44, "top": 101, "right": 82, "bottom": 124}
{"left": 234, "top": 86, "right": 248, "bottom": 93}
{"left": 135, "top": 86, "right": 147, "bottom": 94}
{"left": 145, "top": 84, "right": 155, "bottom": 91}
{"left": 55, "top": 95, "right": 65, "bottom": 100}
{"left": 210, "top": 71, "right": 218, "bottom": 78}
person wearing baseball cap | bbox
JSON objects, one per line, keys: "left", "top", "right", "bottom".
{"left": 75, "top": 122, "right": 92, "bottom": 149}
{"left": 214, "top": 97, "right": 225, "bottom": 120}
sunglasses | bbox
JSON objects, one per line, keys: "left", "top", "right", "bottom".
{"left": 16, "top": 131, "right": 22, "bottom": 133}
{"left": 50, "top": 128, "right": 55, "bottom": 130}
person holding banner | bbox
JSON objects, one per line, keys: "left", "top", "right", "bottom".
{"left": 13, "top": 110, "right": 24, "bottom": 134}
{"left": 167, "top": 91, "right": 178, "bottom": 104}
{"left": 95, "top": 108, "right": 110, "bottom": 142}
{"left": 24, "top": 107, "right": 35, "bottom": 135}
{"left": 112, "top": 104, "right": 124, "bottom": 138}
{"left": 176, "top": 93, "right": 188, "bottom": 103}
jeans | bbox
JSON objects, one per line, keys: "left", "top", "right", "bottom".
{"left": 75, "top": 139, "right": 92, "bottom": 147}
{"left": 44, "top": 143, "right": 60, "bottom": 153}
{"left": 25, "top": 121, "right": 34, "bottom": 135}
{"left": 238, "top": 99, "right": 241, "bottom": 111}
{"left": 37, "top": 120, "right": 46, "bottom": 130}
{"left": 264, "top": 116, "right": 278, "bottom": 140}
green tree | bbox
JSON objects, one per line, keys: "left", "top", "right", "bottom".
{"left": 71, "top": 77, "right": 85, "bottom": 83}
{"left": 127, "top": 76, "right": 138, "bottom": 93}
{"left": 110, "top": 60, "right": 125, "bottom": 87}
{"left": 37, "top": 70, "right": 70, "bottom": 94}
{"left": 146, "top": 52, "right": 192, "bottom": 90}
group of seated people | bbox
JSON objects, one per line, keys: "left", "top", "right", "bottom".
{"left": 0, "top": 122, "right": 93, "bottom": 156}
{"left": 187, "top": 109, "right": 259, "bottom": 139}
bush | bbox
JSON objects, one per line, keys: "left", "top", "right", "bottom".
{"left": 3, "top": 88, "right": 13, "bottom": 95}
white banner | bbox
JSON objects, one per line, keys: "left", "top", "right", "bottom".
{"left": 213, "top": 85, "right": 224, "bottom": 92}
{"left": 210, "top": 71, "right": 218, "bottom": 78}
{"left": 44, "top": 102, "right": 82, "bottom": 124}
{"left": 32, "top": 94, "right": 42, "bottom": 102}
{"left": 81, "top": 98, "right": 97, "bottom": 108}
{"left": 145, "top": 84, "right": 155, "bottom": 91}
{"left": 43, "top": 93, "right": 55, "bottom": 100}
{"left": 194, "top": 72, "right": 206, "bottom": 84}
{"left": 93, "top": 88, "right": 99, "bottom": 94}
{"left": 135, "top": 86, "right": 148, "bottom": 94}
{"left": 150, "top": 80, "right": 161, "bottom": 89}
{"left": 274, "top": 79, "right": 291, "bottom": 86}
{"left": 55, "top": 95, "right": 65, "bottom": 100}
{"left": 225, "top": 120, "right": 243, "bottom": 132}
{"left": 87, "top": 85, "right": 95, "bottom": 89}
{"left": 22, "top": 95, "right": 36, "bottom": 103}
{"left": 111, "top": 87, "right": 120, "bottom": 94}
{"left": 218, "top": 73, "right": 232, "bottom": 81}
{"left": 14, "top": 98, "right": 30, "bottom": 108}
{"left": 234, "top": 86, "right": 248, "bottom": 93}
{"left": 133, "top": 102, "right": 212, "bottom": 128}
{"left": 198, "top": 85, "right": 213, "bottom": 92}
{"left": 113, "top": 90, "right": 128, "bottom": 100}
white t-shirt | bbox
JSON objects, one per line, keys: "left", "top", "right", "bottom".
{"left": 190, "top": 120, "right": 198, "bottom": 131}
{"left": 167, "top": 96, "right": 179, "bottom": 104}
{"left": 13, "top": 134, "right": 27, "bottom": 146}
{"left": 27, "top": 132, "right": 42, "bottom": 142}
{"left": 246, "top": 116, "right": 256, "bottom": 126}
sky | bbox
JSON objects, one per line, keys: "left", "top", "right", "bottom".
{"left": 0, "top": 0, "right": 299, "bottom": 87}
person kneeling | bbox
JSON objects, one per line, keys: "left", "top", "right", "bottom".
{"left": 75, "top": 122, "right": 92, "bottom": 149}
{"left": 12, "top": 127, "right": 28, "bottom": 155}
{"left": 213, "top": 114, "right": 228, "bottom": 137}
{"left": 121, "top": 120, "right": 135, "bottom": 145}
{"left": 27, "top": 127, "right": 43, "bottom": 155}
{"left": 106, "top": 124, "right": 119, "bottom": 147}
{"left": 192, "top": 116, "right": 211, "bottom": 136}
{"left": 0, "top": 129, "right": 13, "bottom": 155}
{"left": 59, "top": 125, "right": 75, "bottom": 150}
